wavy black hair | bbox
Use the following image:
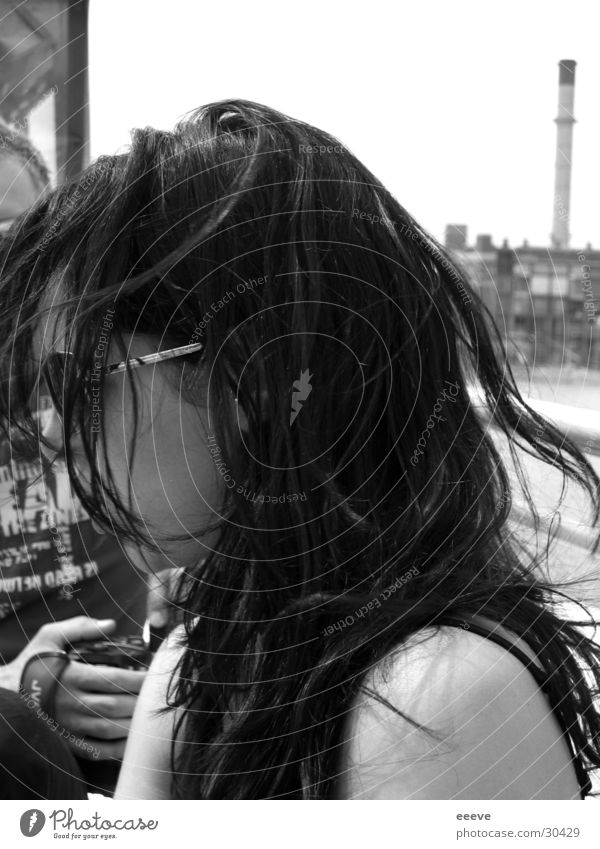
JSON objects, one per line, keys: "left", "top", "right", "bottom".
{"left": 1, "top": 99, "right": 600, "bottom": 799}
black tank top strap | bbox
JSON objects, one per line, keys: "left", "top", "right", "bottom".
{"left": 436, "top": 613, "right": 592, "bottom": 799}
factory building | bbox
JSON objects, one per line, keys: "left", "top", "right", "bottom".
{"left": 447, "top": 60, "right": 600, "bottom": 369}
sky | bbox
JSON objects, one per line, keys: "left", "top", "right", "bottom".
{"left": 88, "top": 0, "right": 600, "bottom": 250}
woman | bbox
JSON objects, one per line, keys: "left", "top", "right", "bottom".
{"left": 1, "top": 99, "right": 600, "bottom": 800}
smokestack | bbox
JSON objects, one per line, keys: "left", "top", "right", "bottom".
{"left": 551, "top": 59, "right": 576, "bottom": 248}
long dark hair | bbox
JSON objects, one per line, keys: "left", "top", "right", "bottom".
{"left": 1, "top": 99, "right": 600, "bottom": 798}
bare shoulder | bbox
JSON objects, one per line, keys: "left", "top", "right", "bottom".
{"left": 336, "top": 624, "right": 580, "bottom": 800}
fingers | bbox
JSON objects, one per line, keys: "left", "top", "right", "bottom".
{"left": 26, "top": 622, "right": 147, "bottom": 766}
{"left": 55, "top": 616, "right": 116, "bottom": 643}
{"left": 53, "top": 673, "right": 138, "bottom": 761}
{"left": 69, "top": 715, "right": 132, "bottom": 742}
{"left": 69, "top": 737, "right": 127, "bottom": 763}
{"left": 35, "top": 616, "right": 116, "bottom": 649}
{"left": 63, "top": 662, "right": 147, "bottom": 695}
{"left": 55, "top": 666, "right": 144, "bottom": 732}
{"left": 63, "top": 691, "right": 138, "bottom": 720}
{"left": 53, "top": 687, "right": 133, "bottom": 738}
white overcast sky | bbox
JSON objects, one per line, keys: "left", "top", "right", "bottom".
{"left": 88, "top": 0, "right": 600, "bottom": 250}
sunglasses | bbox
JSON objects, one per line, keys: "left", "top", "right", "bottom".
{"left": 40, "top": 341, "right": 205, "bottom": 418}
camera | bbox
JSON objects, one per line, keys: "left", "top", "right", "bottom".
{"left": 66, "top": 635, "right": 152, "bottom": 670}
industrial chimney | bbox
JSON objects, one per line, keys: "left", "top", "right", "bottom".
{"left": 551, "top": 59, "right": 576, "bottom": 249}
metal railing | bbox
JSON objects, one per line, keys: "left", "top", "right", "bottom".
{"left": 470, "top": 387, "right": 600, "bottom": 553}
{"left": 514, "top": 397, "right": 600, "bottom": 457}
{"left": 469, "top": 389, "right": 600, "bottom": 457}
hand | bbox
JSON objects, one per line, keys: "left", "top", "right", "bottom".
{"left": 54, "top": 657, "right": 146, "bottom": 762}
{"left": 2, "top": 614, "right": 117, "bottom": 689}
{"left": 8, "top": 616, "right": 147, "bottom": 761}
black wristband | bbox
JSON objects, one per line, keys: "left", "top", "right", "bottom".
{"left": 19, "top": 651, "right": 71, "bottom": 718}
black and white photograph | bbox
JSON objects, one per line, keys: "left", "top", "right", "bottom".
{"left": 0, "top": 1, "right": 599, "bottom": 844}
